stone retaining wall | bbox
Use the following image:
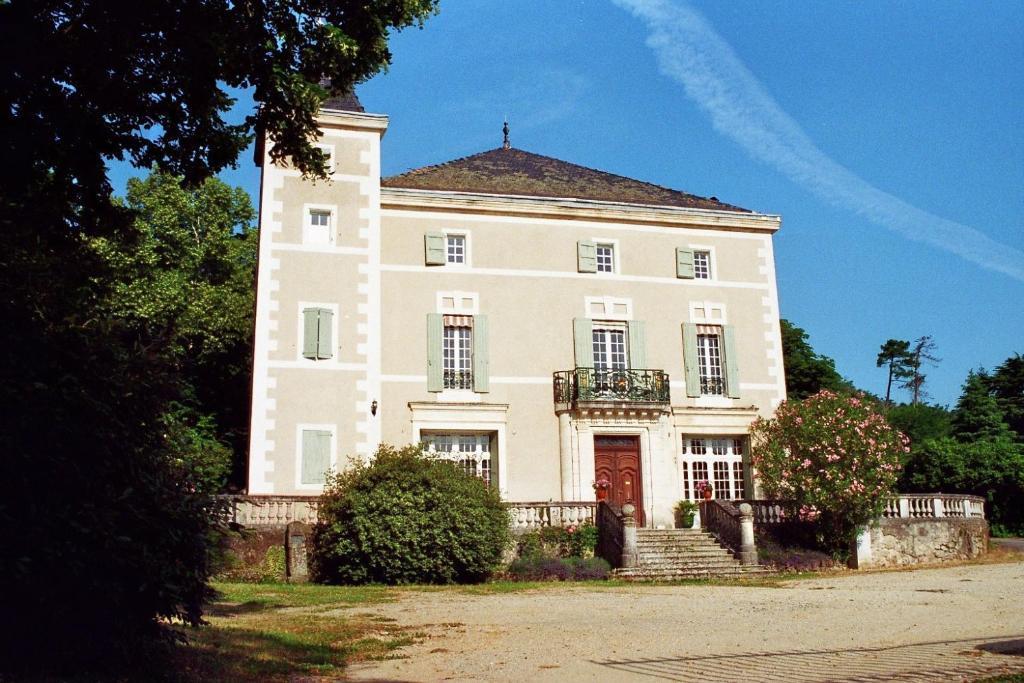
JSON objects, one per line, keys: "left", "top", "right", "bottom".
{"left": 853, "top": 517, "right": 989, "bottom": 568}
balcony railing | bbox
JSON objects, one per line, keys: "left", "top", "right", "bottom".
{"left": 444, "top": 369, "right": 473, "bottom": 390}
{"left": 700, "top": 375, "right": 726, "bottom": 396}
{"left": 553, "top": 367, "right": 670, "bottom": 404}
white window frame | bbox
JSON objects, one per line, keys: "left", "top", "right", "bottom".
{"left": 295, "top": 423, "right": 337, "bottom": 491}
{"left": 592, "top": 237, "right": 619, "bottom": 275}
{"left": 410, "top": 402, "right": 509, "bottom": 497}
{"left": 296, "top": 302, "right": 339, "bottom": 363}
{"left": 696, "top": 327, "right": 726, "bottom": 396}
{"left": 421, "top": 432, "right": 494, "bottom": 486}
{"left": 302, "top": 203, "right": 336, "bottom": 245}
{"left": 442, "top": 322, "right": 473, "bottom": 390}
{"left": 591, "top": 322, "right": 629, "bottom": 371}
{"left": 442, "top": 230, "right": 471, "bottom": 267}
{"left": 680, "top": 436, "right": 746, "bottom": 501}
{"left": 690, "top": 246, "right": 715, "bottom": 280}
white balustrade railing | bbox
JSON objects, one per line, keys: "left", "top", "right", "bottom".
{"left": 507, "top": 502, "right": 597, "bottom": 530}
{"left": 742, "top": 494, "right": 986, "bottom": 525}
{"left": 218, "top": 495, "right": 320, "bottom": 526}
{"left": 881, "top": 494, "right": 985, "bottom": 519}
{"left": 218, "top": 496, "right": 597, "bottom": 530}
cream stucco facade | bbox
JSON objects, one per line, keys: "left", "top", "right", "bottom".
{"left": 247, "top": 104, "right": 786, "bottom": 528}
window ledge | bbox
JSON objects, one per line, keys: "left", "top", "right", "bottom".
{"left": 437, "top": 389, "right": 481, "bottom": 403}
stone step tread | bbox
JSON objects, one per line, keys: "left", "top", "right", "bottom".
{"left": 615, "top": 569, "right": 770, "bottom": 577}
{"left": 630, "top": 565, "right": 745, "bottom": 569}
{"left": 637, "top": 553, "right": 734, "bottom": 560}
{"left": 634, "top": 548, "right": 733, "bottom": 552}
{"left": 630, "top": 544, "right": 729, "bottom": 548}
{"left": 637, "top": 551, "right": 733, "bottom": 557}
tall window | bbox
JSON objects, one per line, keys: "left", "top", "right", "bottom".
{"left": 681, "top": 437, "right": 746, "bottom": 501}
{"left": 423, "top": 433, "right": 492, "bottom": 485}
{"left": 446, "top": 235, "right": 466, "bottom": 264}
{"left": 595, "top": 244, "right": 614, "bottom": 273}
{"left": 592, "top": 328, "right": 627, "bottom": 370}
{"left": 697, "top": 329, "right": 725, "bottom": 395}
{"left": 693, "top": 250, "right": 711, "bottom": 279}
{"left": 443, "top": 323, "right": 473, "bottom": 389}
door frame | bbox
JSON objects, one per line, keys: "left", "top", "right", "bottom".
{"left": 593, "top": 433, "right": 646, "bottom": 526}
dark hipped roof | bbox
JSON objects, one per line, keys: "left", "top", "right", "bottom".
{"left": 321, "top": 91, "right": 364, "bottom": 113}
{"left": 382, "top": 147, "right": 749, "bottom": 212}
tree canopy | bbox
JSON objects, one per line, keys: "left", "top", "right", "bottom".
{"left": 1, "top": 1, "right": 438, "bottom": 671}
{"left": 779, "top": 319, "right": 852, "bottom": 400}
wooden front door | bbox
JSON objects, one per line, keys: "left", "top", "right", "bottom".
{"left": 594, "top": 435, "right": 644, "bottom": 526}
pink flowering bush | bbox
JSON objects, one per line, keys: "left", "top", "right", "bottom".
{"left": 750, "top": 390, "right": 908, "bottom": 553}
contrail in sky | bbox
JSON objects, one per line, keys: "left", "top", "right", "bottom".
{"left": 614, "top": 0, "right": 1024, "bottom": 282}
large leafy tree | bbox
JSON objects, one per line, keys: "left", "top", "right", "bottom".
{"left": 986, "top": 354, "right": 1024, "bottom": 440}
{"left": 779, "top": 319, "right": 852, "bottom": 400}
{"left": 1, "top": 1, "right": 438, "bottom": 672}
{"left": 93, "top": 170, "right": 259, "bottom": 489}
{"left": 900, "top": 366, "right": 1024, "bottom": 535}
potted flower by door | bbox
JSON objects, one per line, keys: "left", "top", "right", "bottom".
{"left": 696, "top": 480, "right": 714, "bottom": 501}
{"left": 674, "top": 500, "right": 698, "bottom": 528}
{"left": 593, "top": 478, "right": 611, "bottom": 501}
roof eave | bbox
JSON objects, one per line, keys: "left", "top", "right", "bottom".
{"left": 380, "top": 187, "right": 781, "bottom": 233}
{"left": 316, "top": 110, "right": 389, "bottom": 134}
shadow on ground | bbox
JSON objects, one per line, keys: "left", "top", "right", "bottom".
{"left": 590, "top": 635, "right": 1024, "bottom": 682}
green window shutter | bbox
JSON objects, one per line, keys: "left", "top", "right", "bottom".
{"left": 682, "top": 323, "right": 700, "bottom": 397}
{"left": 676, "top": 248, "right": 695, "bottom": 279}
{"left": 426, "top": 313, "right": 444, "bottom": 392}
{"left": 628, "top": 320, "right": 647, "bottom": 369}
{"left": 302, "top": 308, "right": 319, "bottom": 359}
{"left": 301, "top": 429, "right": 331, "bottom": 485}
{"left": 316, "top": 308, "right": 333, "bottom": 359}
{"left": 577, "top": 240, "right": 597, "bottom": 273}
{"left": 723, "top": 324, "right": 741, "bottom": 398}
{"left": 472, "top": 315, "right": 489, "bottom": 393}
{"left": 424, "top": 232, "right": 446, "bottom": 265}
{"left": 573, "top": 318, "right": 594, "bottom": 368}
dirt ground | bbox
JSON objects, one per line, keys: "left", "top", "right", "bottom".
{"left": 343, "top": 562, "right": 1024, "bottom": 682}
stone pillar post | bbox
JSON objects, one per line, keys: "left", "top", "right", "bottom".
{"left": 621, "top": 503, "right": 638, "bottom": 568}
{"left": 737, "top": 503, "right": 758, "bottom": 565}
{"left": 558, "top": 411, "right": 574, "bottom": 500}
{"left": 849, "top": 525, "right": 873, "bottom": 569}
{"left": 933, "top": 497, "right": 945, "bottom": 518}
{"left": 285, "top": 522, "right": 311, "bottom": 583}
{"left": 898, "top": 497, "right": 910, "bottom": 518}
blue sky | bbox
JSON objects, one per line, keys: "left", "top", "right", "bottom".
{"left": 111, "top": 0, "right": 1023, "bottom": 407}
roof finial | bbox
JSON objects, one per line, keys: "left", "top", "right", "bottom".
{"left": 502, "top": 118, "right": 510, "bottom": 150}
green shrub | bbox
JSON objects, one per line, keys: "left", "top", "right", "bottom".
{"left": 310, "top": 444, "right": 511, "bottom": 584}
{"left": 507, "top": 555, "right": 610, "bottom": 581}
{"left": 674, "top": 500, "right": 698, "bottom": 528}
{"left": 515, "top": 522, "right": 598, "bottom": 559}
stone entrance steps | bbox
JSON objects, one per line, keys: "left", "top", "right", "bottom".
{"left": 613, "top": 528, "right": 770, "bottom": 581}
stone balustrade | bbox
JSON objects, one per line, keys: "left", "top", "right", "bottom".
{"left": 218, "top": 495, "right": 597, "bottom": 530}
{"left": 507, "top": 501, "right": 597, "bottom": 530}
{"left": 882, "top": 494, "right": 986, "bottom": 519}
{"left": 217, "top": 495, "right": 320, "bottom": 527}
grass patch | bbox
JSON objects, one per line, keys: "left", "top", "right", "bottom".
{"left": 170, "top": 582, "right": 412, "bottom": 681}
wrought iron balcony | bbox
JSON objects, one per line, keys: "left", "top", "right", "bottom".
{"left": 444, "top": 369, "right": 473, "bottom": 390}
{"left": 553, "top": 367, "right": 670, "bottom": 405}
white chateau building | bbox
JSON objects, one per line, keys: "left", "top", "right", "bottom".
{"left": 247, "top": 93, "right": 786, "bottom": 528}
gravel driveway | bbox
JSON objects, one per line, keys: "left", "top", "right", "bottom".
{"left": 344, "top": 562, "right": 1024, "bottom": 682}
